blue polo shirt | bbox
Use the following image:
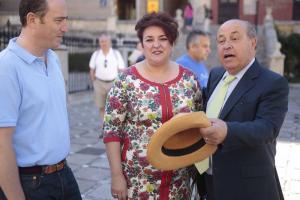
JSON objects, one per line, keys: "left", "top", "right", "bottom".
{"left": 176, "top": 54, "right": 209, "bottom": 88}
{"left": 0, "top": 38, "right": 70, "bottom": 167}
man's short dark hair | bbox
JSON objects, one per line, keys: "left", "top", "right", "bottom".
{"left": 19, "top": 0, "right": 48, "bottom": 27}
{"left": 135, "top": 12, "right": 179, "bottom": 46}
{"left": 186, "top": 30, "right": 209, "bottom": 50}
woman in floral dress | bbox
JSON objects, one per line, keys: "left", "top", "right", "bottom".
{"left": 103, "top": 12, "right": 202, "bottom": 200}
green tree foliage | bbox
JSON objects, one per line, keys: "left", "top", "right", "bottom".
{"left": 278, "top": 33, "right": 300, "bottom": 82}
{"left": 69, "top": 53, "right": 92, "bottom": 72}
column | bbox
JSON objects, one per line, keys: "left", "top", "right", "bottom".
{"left": 107, "top": 0, "right": 117, "bottom": 32}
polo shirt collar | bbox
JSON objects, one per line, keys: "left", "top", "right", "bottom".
{"left": 8, "top": 37, "right": 49, "bottom": 64}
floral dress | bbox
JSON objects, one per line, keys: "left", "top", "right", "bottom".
{"left": 103, "top": 66, "right": 202, "bottom": 200}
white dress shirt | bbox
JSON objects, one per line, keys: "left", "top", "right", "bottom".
{"left": 207, "top": 58, "right": 255, "bottom": 113}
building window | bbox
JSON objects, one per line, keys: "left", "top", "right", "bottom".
{"left": 218, "top": 0, "right": 239, "bottom": 24}
{"left": 293, "top": 0, "right": 300, "bottom": 20}
{"left": 221, "top": 0, "right": 238, "bottom": 2}
{"left": 99, "top": 0, "right": 107, "bottom": 7}
{"left": 243, "top": 0, "right": 256, "bottom": 15}
{"left": 117, "top": 0, "right": 136, "bottom": 20}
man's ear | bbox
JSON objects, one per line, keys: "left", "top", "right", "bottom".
{"left": 187, "top": 43, "right": 193, "bottom": 51}
{"left": 190, "top": 43, "right": 194, "bottom": 49}
{"left": 251, "top": 37, "right": 257, "bottom": 50}
{"left": 26, "top": 12, "right": 38, "bottom": 27}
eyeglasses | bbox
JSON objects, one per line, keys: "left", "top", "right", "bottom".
{"left": 104, "top": 59, "right": 107, "bottom": 68}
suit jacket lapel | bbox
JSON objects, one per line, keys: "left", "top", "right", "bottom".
{"left": 219, "top": 60, "right": 261, "bottom": 119}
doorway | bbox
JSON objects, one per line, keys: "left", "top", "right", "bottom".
{"left": 218, "top": 0, "right": 239, "bottom": 24}
{"left": 293, "top": 0, "right": 300, "bottom": 20}
{"left": 117, "top": 0, "right": 136, "bottom": 20}
{"left": 163, "top": 0, "right": 188, "bottom": 17}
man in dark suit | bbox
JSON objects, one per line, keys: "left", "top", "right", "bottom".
{"left": 200, "top": 19, "right": 288, "bottom": 200}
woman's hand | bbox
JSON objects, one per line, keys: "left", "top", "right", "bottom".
{"left": 111, "top": 173, "right": 127, "bottom": 200}
{"left": 105, "top": 142, "right": 126, "bottom": 199}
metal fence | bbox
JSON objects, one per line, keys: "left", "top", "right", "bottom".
{"left": 0, "top": 25, "right": 20, "bottom": 50}
{"left": 68, "top": 72, "right": 93, "bottom": 93}
{"left": 0, "top": 24, "right": 138, "bottom": 93}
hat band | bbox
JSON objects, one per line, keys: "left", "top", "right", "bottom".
{"left": 162, "top": 138, "right": 205, "bottom": 156}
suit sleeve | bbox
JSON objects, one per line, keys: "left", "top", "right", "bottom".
{"left": 224, "top": 75, "right": 289, "bottom": 147}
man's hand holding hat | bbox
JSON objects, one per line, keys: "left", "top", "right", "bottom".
{"left": 200, "top": 118, "right": 228, "bottom": 145}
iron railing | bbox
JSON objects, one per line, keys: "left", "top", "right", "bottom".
{"left": 0, "top": 24, "right": 138, "bottom": 93}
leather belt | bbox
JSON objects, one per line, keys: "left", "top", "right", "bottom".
{"left": 19, "top": 159, "right": 67, "bottom": 174}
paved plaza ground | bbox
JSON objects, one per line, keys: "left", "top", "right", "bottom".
{"left": 66, "top": 84, "right": 300, "bottom": 200}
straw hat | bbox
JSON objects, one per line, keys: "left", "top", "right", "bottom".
{"left": 147, "top": 111, "right": 217, "bottom": 170}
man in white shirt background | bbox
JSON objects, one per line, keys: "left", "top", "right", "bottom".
{"left": 89, "top": 33, "right": 125, "bottom": 137}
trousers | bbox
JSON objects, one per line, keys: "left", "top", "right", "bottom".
{"left": 0, "top": 165, "right": 81, "bottom": 200}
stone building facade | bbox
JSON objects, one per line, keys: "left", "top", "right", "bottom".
{"left": 0, "top": 0, "right": 299, "bottom": 36}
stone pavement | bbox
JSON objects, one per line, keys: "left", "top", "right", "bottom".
{"left": 66, "top": 84, "right": 300, "bottom": 200}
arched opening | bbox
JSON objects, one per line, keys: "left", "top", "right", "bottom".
{"left": 163, "top": 0, "right": 188, "bottom": 17}
{"left": 293, "top": 0, "right": 300, "bottom": 20}
{"left": 117, "top": 0, "right": 136, "bottom": 20}
{"left": 218, "top": 0, "right": 239, "bottom": 24}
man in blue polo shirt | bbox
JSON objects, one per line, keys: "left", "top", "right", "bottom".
{"left": 0, "top": 0, "right": 81, "bottom": 199}
{"left": 176, "top": 30, "right": 211, "bottom": 89}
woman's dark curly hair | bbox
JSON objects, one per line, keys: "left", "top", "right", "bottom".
{"left": 135, "top": 12, "right": 179, "bottom": 46}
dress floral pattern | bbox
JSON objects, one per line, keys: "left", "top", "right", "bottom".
{"left": 103, "top": 66, "right": 202, "bottom": 200}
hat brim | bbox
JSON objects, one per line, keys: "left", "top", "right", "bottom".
{"left": 147, "top": 111, "right": 217, "bottom": 170}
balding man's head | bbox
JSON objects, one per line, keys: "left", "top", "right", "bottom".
{"left": 98, "top": 33, "right": 111, "bottom": 52}
{"left": 217, "top": 19, "right": 257, "bottom": 75}
{"left": 220, "top": 19, "right": 257, "bottom": 40}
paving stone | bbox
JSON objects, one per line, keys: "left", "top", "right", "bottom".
{"left": 66, "top": 85, "right": 300, "bottom": 200}
{"left": 71, "top": 137, "right": 100, "bottom": 145}
{"left": 70, "top": 143, "right": 87, "bottom": 154}
{"left": 85, "top": 180, "right": 112, "bottom": 200}
{"left": 77, "top": 147, "right": 105, "bottom": 155}
{"left": 90, "top": 156, "right": 110, "bottom": 169}
{"left": 67, "top": 153, "right": 98, "bottom": 166}
{"left": 82, "top": 131, "right": 102, "bottom": 139}
{"left": 289, "top": 179, "right": 300, "bottom": 194}
{"left": 75, "top": 167, "right": 110, "bottom": 181}
{"left": 77, "top": 178, "right": 98, "bottom": 194}
{"left": 288, "top": 194, "right": 300, "bottom": 200}
{"left": 289, "top": 169, "right": 300, "bottom": 181}
{"left": 91, "top": 141, "right": 106, "bottom": 149}
{"left": 68, "top": 163, "right": 82, "bottom": 172}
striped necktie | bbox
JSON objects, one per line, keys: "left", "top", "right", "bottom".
{"left": 195, "top": 74, "right": 236, "bottom": 174}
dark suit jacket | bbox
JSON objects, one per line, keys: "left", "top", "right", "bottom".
{"left": 205, "top": 59, "right": 288, "bottom": 200}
